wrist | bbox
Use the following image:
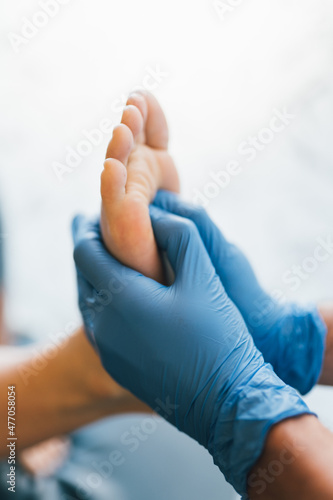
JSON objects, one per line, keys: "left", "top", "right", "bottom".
{"left": 318, "top": 303, "right": 333, "bottom": 385}
{"left": 248, "top": 415, "right": 333, "bottom": 500}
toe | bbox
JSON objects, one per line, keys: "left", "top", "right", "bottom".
{"left": 127, "top": 93, "right": 148, "bottom": 122}
{"left": 121, "top": 105, "right": 144, "bottom": 142}
{"left": 105, "top": 123, "right": 133, "bottom": 166}
{"left": 130, "top": 90, "right": 169, "bottom": 149}
{"left": 101, "top": 158, "right": 127, "bottom": 203}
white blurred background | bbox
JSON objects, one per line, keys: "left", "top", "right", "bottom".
{"left": 1, "top": 0, "right": 333, "bottom": 497}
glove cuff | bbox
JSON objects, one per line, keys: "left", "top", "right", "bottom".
{"left": 207, "top": 361, "right": 313, "bottom": 498}
{"left": 271, "top": 304, "right": 327, "bottom": 394}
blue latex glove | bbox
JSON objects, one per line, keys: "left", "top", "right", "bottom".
{"left": 153, "top": 190, "right": 327, "bottom": 395}
{"left": 72, "top": 208, "right": 311, "bottom": 499}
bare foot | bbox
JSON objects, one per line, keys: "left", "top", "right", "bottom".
{"left": 100, "top": 91, "right": 180, "bottom": 283}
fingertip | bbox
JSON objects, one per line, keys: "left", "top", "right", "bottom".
{"left": 72, "top": 214, "right": 99, "bottom": 246}
{"left": 150, "top": 206, "right": 198, "bottom": 253}
{"left": 153, "top": 189, "right": 179, "bottom": 207}
{"left": 148, "top": 204, "right": 166, "bottom": 220}
{"left": 72, "top": 214, "right": 83, "bottom": 241}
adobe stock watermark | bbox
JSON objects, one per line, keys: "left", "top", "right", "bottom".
{"left": 52, "top": 64, "right": 169, "bottom": 183}
{"left": 192, "top": 107, "right": 295, "bottom": 207}
{"left": 17, "top": 261, "right": 133, "bottom": 385}
{"left": 212, "top": 0, "right": 245, "bottom": 21}
{"left": 70, "top": 398, "right": 179, "bottom": 500}
{"left": 17, "top": 319, "right": 79, "bottom": 385}
{"left": 8, "top": 0, "right": 73, "bottom": 54}
{"left": 281, "top": 235, "right": 333, "bottom": 293}
{"left": 247, "top": 234, "right": 333, "bottom": 331}
{"left": 77, "top": 263, "right": 135, "bottom": 332}
{"left": 248, "top": 437, "right": 306, "bottom": 495}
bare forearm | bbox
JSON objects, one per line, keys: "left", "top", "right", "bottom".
{"left": 248, "top": 415, "right": 333, "bottom": 500}
{"left": 318, "top": 304, "right": 333, "bottom": 385}
{"left": 0, "top": 327, "right": 149, "bottom": 457}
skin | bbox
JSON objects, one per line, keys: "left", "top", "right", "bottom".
{"left": 318, "top": 305, "right": 333, "bottom": 385}
{"left": 0, "top": 91, "right": 179, "bottom": 467}
{"left": 100, "top": 91, "right": 333, "bottom": 499}
{"left": 1, "top": 91, "right": 333, "bottom": 495}
{"left": 0, "top": 327, "right": 150, "bottom": 458}
{"left": 100, "top": 91, "right": 180, "bottom": 283}
{"left": 248, "top": 416, "right": 333, "bottom": 500}
{"left": 247, "top": 308, "right": 333, "bottom": 499}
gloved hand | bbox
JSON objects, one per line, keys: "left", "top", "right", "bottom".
{"left": 153, "top": 190, "right": 327, "bottom": 395}
{"left": 72, "top": 207, "right": 311, "bottom": 499}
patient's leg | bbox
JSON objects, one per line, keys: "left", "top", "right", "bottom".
{"left": 100, "top": 91, "right": 180, "bottom": 283}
